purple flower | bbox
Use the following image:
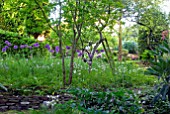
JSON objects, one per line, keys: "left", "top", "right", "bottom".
{"left": 78, "top": 52, "right": 82, "bottom": 57}
{"left": 50, "top": 49, "right": 54, "bottom": 53}
{"left": 76, "top": 50, "right": 81, "bottom": 53}
{"left": 100, "top": 49, "right": 104, "bottom": 52}
{"left": 96, "top": 50, "right": 99, "bottom": 53}
{"left": 45, "top": 44, "right": 50, "bottom": 50}
{"left": 66, "top": 46, "right": 71, "bottom": 50}
{"left": 33, "top": 43, "right": 39, "bottom": 47}
{"left": 20, "top": 44, "right": 27, "bottom": 49}
{"left": 5, "top": 40, "right": 12, "bottom": 46}
{"left": 28, "top": 46, "right": 32, "bottom": 49}
{"left": 96, "top": 54, "right": 102, "bottom": 58}
{"left": 2, "top": 46, "right": 9, "bottom": 52}
{"left": 13, "top": 45, "right": 18, "bottom": 49}
{"left": 55, "top": 46, "right": 60, "bottom": 53}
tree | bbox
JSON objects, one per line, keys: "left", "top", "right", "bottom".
{"left": 0, "top": 0, "right": 52, "bottom": 38}
{"left": 137, "top": 7, "right": 169, "bottom": 55}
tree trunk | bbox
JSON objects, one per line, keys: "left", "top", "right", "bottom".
{"left": 118, "top": 20, "right": 122, "bottom": 61}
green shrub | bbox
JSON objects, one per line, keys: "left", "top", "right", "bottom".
{"left": 123, "top": 41, "right": 138, "bottom": 54}
{"left": 146, "top": 40, "right": 170, "bottom": 103}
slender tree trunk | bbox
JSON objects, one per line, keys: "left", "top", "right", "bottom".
{"left": 99, "top": 31, "right": 115, "bottom": 75}
{"left": 118, "top": 20, "right": 122, "bottom": 61}
{"left": 58, "top": 0, "right": 66, "bottom": 87}
{"left": 68, "top": 37, "right": 76, "bottom": 85}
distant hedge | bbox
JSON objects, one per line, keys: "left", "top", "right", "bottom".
{"left": 0, "top": 29, "right": 47, "bottom": 57}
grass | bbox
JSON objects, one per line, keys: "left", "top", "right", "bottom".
{"left": 0, "top": 55, "right": 159, "bottom": 114}
{"left": 0, "top": 55, "right": 156, "bottom": 95}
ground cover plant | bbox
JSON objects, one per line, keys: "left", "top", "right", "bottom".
{"left": 0, "top": 0, "right": 170, "bottom": 113}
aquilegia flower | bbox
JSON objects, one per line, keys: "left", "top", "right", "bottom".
{"left": 5, "top": 40, "right": 12, "bottom": 46}
{"left": 33, "top": 43, "right": 39, "bottom": 47}
{"left": 2, "top": 46, "right": 9, "bottom": 52}
{"left": 13, "top": 45, "right": 18, "bottom": 49}
{"left": 55, "top": 46, "right": 59, "bottom": 53}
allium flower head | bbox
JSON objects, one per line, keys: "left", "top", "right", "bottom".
{"left": 5, "top": 40, "right": 12, "bottom": 46}
{"left": 100, "top": 49, "right": 104, "bottom": 52}
{"left": 76, "top": 50, "right": 81, "bottom": 53}
{"left": 55, "top": 46, "right": 60, "bottom": 53}
{"left": 66, "top": 46, "right": 71, "bottom": 50}
{"left": 96, "top": 54, "right": 102, "bottom": 58}
{"left": 2, "top": 46, "right": 9, "bottom": 52}
{"left": 78, "top": 52, "right": 82, "bottom": 57}
{"left": 13, "top": 45, "right": 18, "bottom": 49}
{"left": 28, "top": 46, "right": 32, "bottom": 49}
{"left": 33, "top": 43, "right": 39, "bottom": 47}
{"left": 96, "top": 50, "right": 99, "bottom": 53}
{"left": 50, "top": 49, "right": 54, "bottom": 53}
{"left": 45, "top": 44, "right": 50, "bottom": 50}
{"left": 20, "top": 44, "right": 27, "bottom": 49}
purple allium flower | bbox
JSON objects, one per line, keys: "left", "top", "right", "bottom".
{"left": 76, "top": 50, "right": 81, "bottom": 53}
{"left": 28, "top": 46, "right": 32, "bottom": 49}
{"left": 55, "top": 46, "right": 60, "bottom": 53}
{"left": 96, "top": 50, "right": 99, "bottom": 53}
{"left": 45, "top": 44, "right": 50, "bottom": 50}
{"left": 66, "top": 46, "right": 71, "bottom": 50}
{"left": 2, "top": 46, "right": 9, "bottom": 52}
{"left": 5, "top": 40, "right": 12, "bottom": 46}
{"left": 20, "top": 44, "right": 27, "bottom": 49}
{"left": 33, "top": 43, "right": 39, "bottom": 47}
{"left": 50, "top": 49, "right": 54, "bottom": 53}
{"left": 78, "top": 52, "right": 82, "bottom": 57}
{"left": 96, "top": 54, "right": 102, "bottom": 58}
{"left": 100, "top": 49, "right": 104, "bottom": 52}
{"left": 13, "top": 45, "right": 18, "bottom": 49}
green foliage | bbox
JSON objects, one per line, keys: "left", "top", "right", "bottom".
{"left": 0, "top": 0, "right": 52, "bottom": 36}
{"left": 146, "top": 40, "right": 170, "bottom": 103}
{"left": 0, "top": 56, "right": 156, "bottom": 95}
{"left": 138, "top": 6, "right": 169, "bottom": 55}
{"left": 140, "top": 89, "right": 170, "bottom": 114}
{"left": 123, "top": 41, "right": 138, "bottom": 54}
{"left": 141, "top": 49, "right": 154, "bottom": 61}
{"left": 0, "top": 83, "right": 7, "bottom": 91}
{"left": 62, "top": 88, "right": 143, "bottom": 114}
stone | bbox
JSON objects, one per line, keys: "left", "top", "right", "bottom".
{"left": 0, "top": 106, "right": 8, "bottom": 111}
{"left": 20, "top": 102, "right": 30, "bottom": 105}
{"left": 9, "top": 106, "right": 17, "bottom": 110}
{"left": 6, "top": 103, "right": 16, "bottom": 106}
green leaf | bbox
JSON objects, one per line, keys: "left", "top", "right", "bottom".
{"left": 0, "top": 83, "right": 7, "bottom": 92}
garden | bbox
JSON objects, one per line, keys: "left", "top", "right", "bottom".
{"left": 0, "top": 0, "right": 170, "bottom": 114}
